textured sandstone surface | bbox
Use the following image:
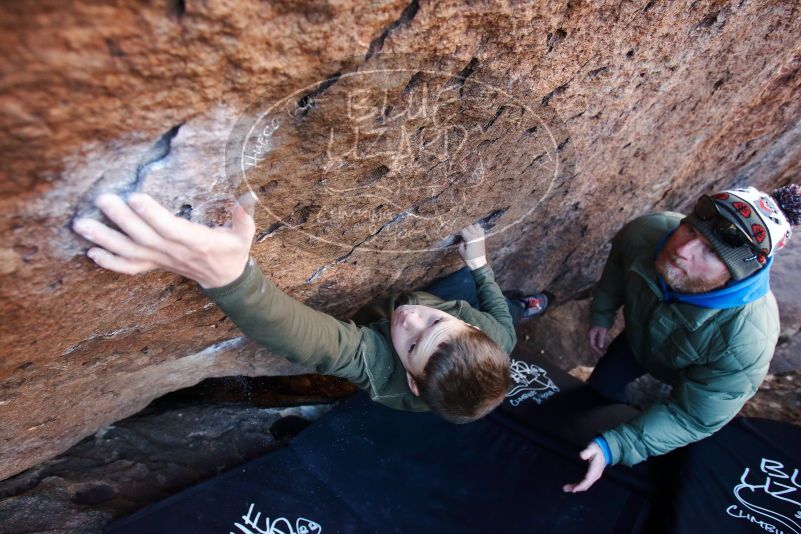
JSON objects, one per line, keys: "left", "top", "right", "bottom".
{"left": 2, "top": 0, "right": 800, "bottom": 480}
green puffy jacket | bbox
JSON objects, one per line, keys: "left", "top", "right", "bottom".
{"left": 201, "top": 258, "right": 516, "bottom": 412}
{"left": 590, "top": 212, "right": 779, "bottom": 466}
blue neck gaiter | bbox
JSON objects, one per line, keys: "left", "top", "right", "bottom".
{"left": 654, "top": 231, "right": 772, "bottom": 309}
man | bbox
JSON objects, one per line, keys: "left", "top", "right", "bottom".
{"left": 564, "top": 184, "right": 800, "bottom": 493}
{"left": 72, "top": 192, "right": 541, "bottom": 423}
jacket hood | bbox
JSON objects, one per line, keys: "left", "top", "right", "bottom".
{"left": 654, "top": 230, "right": 772, "bottom": 309}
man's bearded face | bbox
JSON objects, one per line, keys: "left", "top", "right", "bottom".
{"left": 655, "top": 223, "right": 731, "bottom": 293}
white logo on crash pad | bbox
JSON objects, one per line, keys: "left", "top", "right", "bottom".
{"left": 506, "top": 359, "right": 559, "bottom": 407}
{"left": 725, "top": 457, "right": 801, "bottom": 534}
{"left": 232, "top": 503, "right": 322, "bottom": 534}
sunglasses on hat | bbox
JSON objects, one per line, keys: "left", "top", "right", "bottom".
{"left": 694, "top": 195, "right": 759, "bottom": 253}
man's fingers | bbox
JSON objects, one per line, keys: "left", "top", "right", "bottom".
{"left": 94, "top": 193, "right": 169, "bottom": 250}
{"left": 564, "top": 466, "right": 601, "bottom": 493}
{"left": 86, "top": 248, "right": 158, "bottom": 275}
{"left": 126, "top": 192, "right": 205, "bottom": 243}
{"left": 579, "top": 446, "right": 595, "bottom": 461}
{"left": 562, "top": 470, "right": 593, "bottom": 493}
{"left": 73, "top": 218, "right": 160, "bottom": 263}
{"left": 570, "top": 476, "right": 595, "bottom": 493}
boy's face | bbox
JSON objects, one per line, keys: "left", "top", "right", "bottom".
{"left": 390, "top": 304, "right": 474, "bottom": 393}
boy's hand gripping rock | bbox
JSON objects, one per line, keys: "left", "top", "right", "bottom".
{"left": 457, "top": 223, "right": 487, "bottom": 270}
{"left": 72, "top": 191, "right": 257, "bottom": 289}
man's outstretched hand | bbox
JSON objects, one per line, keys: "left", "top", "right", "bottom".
{"left": 72, "top": 191, "right": 257, "bottom": 289}
{"left": 563, "top": 441, "right": 606, "bottom": 493}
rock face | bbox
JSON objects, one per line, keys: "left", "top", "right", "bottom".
{"left": 1, "top": 0, "right": 800, "bottom": 480}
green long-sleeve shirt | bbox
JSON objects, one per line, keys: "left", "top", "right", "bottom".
{"left": 201, "top": 258, "right": 516, "bottom": 412}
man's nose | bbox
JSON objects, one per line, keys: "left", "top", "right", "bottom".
{"left": 675, "top": 237, "right": 702, "bottom": 258}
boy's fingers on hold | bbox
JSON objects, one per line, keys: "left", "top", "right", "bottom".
{"left": 76, "top": 218, "right": 158, "bottom": 262}
{"left": 87, "top": 248, "right": 157, "bottom": 275}
{"left": 127, "top": 193, "right": 203, "bottom": 243}
{"left": 94, "top": 193, "right": 168, "bottom": 250}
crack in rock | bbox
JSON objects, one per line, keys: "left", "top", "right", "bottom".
{"left": 521, "top": 152, "right": 548, "bottom": 175}
{"left": 482, "top": 105, "right": 507, "bottom": 132}
{"left": 295, "top": 73, "right": 342, "bottom": 119}
{"left": 61, "top": 326, "right": 143, "bottom": 356}
{"left": 437, "top": 208, "right": 508, "bottom": 248}
{"left": 129, "top": 124, "right": 183, "bottom": 196}
{"left": 167, "top": 0, "right": 185, "bottom": 19}
{"left": 305, "top": 211, "right": 412, "bottom": 284}
{"left": 541, "top": 83, "right": 569, "bottom": 106}
{"left": 448, "top": 57, "right": 480, "bottom": 96}
{"left": 308, "top": 201, "right": 508, "bottom": 282}
{"left": 365, "top": 0, "right": 419, "bottom": 60}
{"left": 68, "top": 123, "right": 183, "bottom": 231}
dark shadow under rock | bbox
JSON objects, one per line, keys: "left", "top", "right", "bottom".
{"left": 150, "top": 373, "right": 358, "bottom": 410}
{"left": 0, "top": 400, "right": 334, "bottom": 534}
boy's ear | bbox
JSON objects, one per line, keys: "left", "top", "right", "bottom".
{"left": 406, "top": 371, "right": 420, "bottom": 396}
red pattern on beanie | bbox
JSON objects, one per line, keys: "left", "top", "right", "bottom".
{"left": 752, "top": 224, "right": 766, "bottom": 243}
{"left": 713, "top": 193, "right": 730, "bottom": 200}
{"left": 733, "top": 201, "right": 752, "bottom": 217}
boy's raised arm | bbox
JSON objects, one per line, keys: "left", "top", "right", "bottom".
{"left": 72, "top": 192, "right": 371, "bottom": 386}
{"left": 199, "top": 254, "right": 370, "bottom": 384}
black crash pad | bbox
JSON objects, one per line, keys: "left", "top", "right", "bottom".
{"left": 106, "top": 354, "right": 652, "bottom": 533}
{"left": 649, "top": 416, "right": 801, "bottom": 534}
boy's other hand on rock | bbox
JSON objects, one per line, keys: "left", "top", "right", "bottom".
{"left": 458, "top": 223, "right": 487, "bottom": 270}
{"left": 72, "top": 191, "right": 257, "bottom": 289}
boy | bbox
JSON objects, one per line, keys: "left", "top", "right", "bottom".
{"left": 73, "top": 192, "right": 539, "bottom": 423}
